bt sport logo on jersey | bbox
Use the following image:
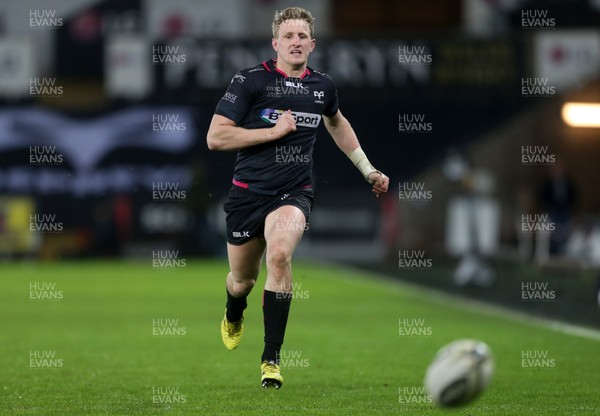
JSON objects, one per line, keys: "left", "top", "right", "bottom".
{"left": 260, "top": 109, "right": 321, "bottom": 128}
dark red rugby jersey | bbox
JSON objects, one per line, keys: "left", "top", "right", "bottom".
{"left": 214, "top": 58, "right": 339, "bottom": 195}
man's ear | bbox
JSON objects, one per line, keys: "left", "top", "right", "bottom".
{"left": 310, "top": 38, "right": 316, "bottom": 52}
{"left": 272, "top": 38, "right": 278, "bottom": 52}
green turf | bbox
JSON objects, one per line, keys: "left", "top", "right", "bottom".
{"left": 1, "top": 260, "right": 598, "bottom": 415}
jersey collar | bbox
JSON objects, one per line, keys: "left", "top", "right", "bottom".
{"left": 262, "top": 58, "right": 311, "bottom": 79}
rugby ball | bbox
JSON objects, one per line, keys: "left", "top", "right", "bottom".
{"left": 424, "top": 339, "right": 494, "bottom": 407}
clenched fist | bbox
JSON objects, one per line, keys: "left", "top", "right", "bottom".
{"left": 368, "top": 171, "right": 389, "bottom": 197}
{"left": 270, "top": 110, "right": 297, "bottom": 140}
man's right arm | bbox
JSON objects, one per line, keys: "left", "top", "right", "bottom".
{"left": 206, "top": 111, "right": 296, "bottom": 151}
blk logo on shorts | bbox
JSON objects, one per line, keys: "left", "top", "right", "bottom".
{"left": 232, "top": 231, "right": 250, "bottom": 238}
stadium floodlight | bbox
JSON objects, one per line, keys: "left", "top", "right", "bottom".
{"left": 561, "top": 102, "right": 600, "bottom": 128}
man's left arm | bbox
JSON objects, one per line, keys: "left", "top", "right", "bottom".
{"left": 324, "top": 110, "right": 389, "bottom": 197}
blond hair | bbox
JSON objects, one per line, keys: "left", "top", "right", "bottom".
{"left": 272, "top": 7, "right": 315, "bottom": 39}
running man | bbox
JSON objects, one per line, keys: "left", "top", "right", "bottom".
{"left": 206, "top": 7, "right": 389, "bottom": 389}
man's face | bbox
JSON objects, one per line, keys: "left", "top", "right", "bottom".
{"left": 272, "top": 19, "right": 315, "bottom": 68}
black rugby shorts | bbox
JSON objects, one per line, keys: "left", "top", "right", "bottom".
{"left": 223, "top": 185, "right": 313, "bottom": 245}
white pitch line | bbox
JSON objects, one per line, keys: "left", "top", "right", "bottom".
{"left": 325, "top": 263, "right": 600, "bottom": 342}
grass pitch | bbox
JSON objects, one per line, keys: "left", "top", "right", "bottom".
{"left": 1, "top": 260, "right": 599, "bottom": 415}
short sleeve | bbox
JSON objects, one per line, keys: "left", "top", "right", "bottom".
{"left": 214, "top": 72, "right": 252, "bottom": 124}
{"left": 323, "top": 78, "right": 339, "bottom": 117}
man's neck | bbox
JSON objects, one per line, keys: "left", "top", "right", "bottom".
{"left": 274, "top": 59, "right": 306, "bottom": 78}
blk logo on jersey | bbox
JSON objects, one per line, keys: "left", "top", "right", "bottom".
{"left": 260, "top": 109, "right": 321, "bottom": 128}
{"left": 284, "top": 79, "right": 303, "bottom": 88}
{"left": 267, "top": 79, "right": 309, "bottom": 97}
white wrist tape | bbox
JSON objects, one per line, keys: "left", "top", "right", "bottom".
{"left": 347, "top": 147, "right": 379, "bottom": 181}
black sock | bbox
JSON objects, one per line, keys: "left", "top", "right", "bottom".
{"left": 261, "top": 289, "right": 292, "bottom": 363}
{"left": 225, "top": 288, "right": 247, "bottom": 323}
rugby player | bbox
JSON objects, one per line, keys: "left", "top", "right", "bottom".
{"left": 206, "top": 6, "right": 389, "bottom": 389}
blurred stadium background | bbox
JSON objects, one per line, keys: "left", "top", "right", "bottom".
{"left": 1, "top": 0, "right": 599, "bottom": 325}
{"left": 0, "top": 0, "right": 600, "bottom": 416}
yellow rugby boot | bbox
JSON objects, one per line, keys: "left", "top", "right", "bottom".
{"left": 221, "top": 311, "right": 243, "bottom": 350}
{"left": 261, "top": 360, "right": 284, "bottom": 389}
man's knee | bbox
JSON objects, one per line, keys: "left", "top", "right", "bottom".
{"left": 228, "top": 272, "right": 257, "bottom": 294}
{"left": 267, "top": 243, "right": 292, "bottom": 272}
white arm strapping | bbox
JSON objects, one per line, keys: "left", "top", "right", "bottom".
{"left": 347, "top": 147, "right": 380, "bottom": 182}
